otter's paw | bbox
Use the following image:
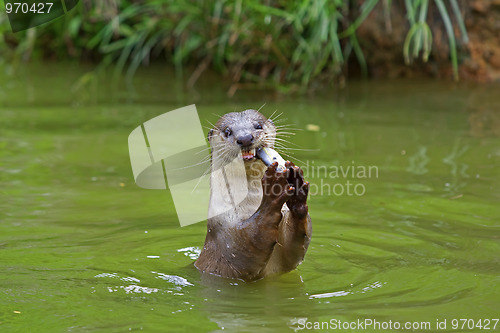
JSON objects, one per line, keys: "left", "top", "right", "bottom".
{"left": 285, "top": 161, "right": 310, "bottom": 219}
{"left": 261, "top": 162, "right": 295, "bottom": 210}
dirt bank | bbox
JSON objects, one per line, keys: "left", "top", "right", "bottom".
{"left": 354, "top": 0, "right": 500, "bottom": 82}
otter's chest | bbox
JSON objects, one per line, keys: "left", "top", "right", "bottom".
{"left": 235, "top": 161, "right": 266, "bottom": 220}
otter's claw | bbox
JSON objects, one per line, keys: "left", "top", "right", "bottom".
{"left": 285, "top": 161, "right": 309, "bottom": 218}
{"left": 261, "top": 162, "right": 294, "bottom": 210}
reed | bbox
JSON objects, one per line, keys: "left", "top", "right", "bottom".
{"left": 0, "top": 0, "right": 469, "bottom": 90}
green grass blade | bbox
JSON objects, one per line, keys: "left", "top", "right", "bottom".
{"left": 404, "top": 0, "right": 416, "bottom": 26}
{"left": 339, "top": 0, "right": 379, "bottom": 38}
{"left": 435, "top": 0, "right": 459, "bottom": 81}
{"left": 403, "top": 24, "right": 418, "bottom": 64}
{"left": 450, "top": 0, "right": 469, "bottom": 43}
{"left": 350, "top": 34, "right": 367, "bottom": 77}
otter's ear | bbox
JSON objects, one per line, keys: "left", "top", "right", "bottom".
{"left": 207, "top": 129, "right": 214, "bottom": 141}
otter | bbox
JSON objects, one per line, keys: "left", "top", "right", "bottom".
{"left": 194, "top": 109, "right": 312, "bottom": 281}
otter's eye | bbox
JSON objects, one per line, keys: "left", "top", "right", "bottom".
{"left": 254, "top": 123, "right": 263, "bottom": 130}
{"left": 224, "top": 128, "right": 232, "bottom": 137}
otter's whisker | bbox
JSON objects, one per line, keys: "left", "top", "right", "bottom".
{"left": 275, "top": 126, "right": 300, "bottom": 131}
{"left": 269, "top": 113, "right": 289, "bottom": 124}
{"left": 169, "top": 158, "right": 211, "bottom": 172}
{"left": 277, "top": 150, "right": 307, "bottom": 165}
{"left": 193, "top": 146, "right": 213, "bottom": 155}
{"left": 269, "top": 138, "right": 298, "bottom": 146}
{"left": 268, "top": 110, "right": 282, "bottom": 119}
{"left": 206, "top": 120, "right": 217, "bottom": 129}
{"left": 196, "top": 108, "right": 312, "bottom": 281}
{"left": 267, "top": 109, "right": 279, "bottom": 121}
{"left": 274, "top": 146, "right": 319, "bottom": 152}
{"left": 202, "top": 126, "right": 215, "bottom": 132}
{"left": 275, "top": 132, "right": 297, "bottom": 137}
{"left": 191, "top": 164, "right": 212, "bottom": 193}
{"left": 272, "top": 141, "right": 316, "bottom": 152}
{"left": 275, "top": 126, "right": 302, "bottom": 132}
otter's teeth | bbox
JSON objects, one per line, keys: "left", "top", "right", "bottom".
{"left": 242, "top": 149, "right": 256, "bottom": 160}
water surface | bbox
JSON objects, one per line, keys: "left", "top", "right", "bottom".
{"left": 1, "top": 64, "right": 499, "bottom": 332}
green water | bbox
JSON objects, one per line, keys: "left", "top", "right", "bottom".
{"left": 1, "top": 64, "right": 499, "bottom": 332}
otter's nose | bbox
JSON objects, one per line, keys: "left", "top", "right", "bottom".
{"left": 236, "top": 134, "right": 254, "bottom": 147}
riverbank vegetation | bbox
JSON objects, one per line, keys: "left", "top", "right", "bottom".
{"left": 0, "top": 0, "right": 471, "bottom": 93}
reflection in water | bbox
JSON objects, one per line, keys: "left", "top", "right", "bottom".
{"left": 197, "top": 272, "right": 313, "bottom": 332}
{"left": 309, "top": 280, "right": 386, "bottom": 299}
{"left": 177, "top": 246, "right": 202, "bottom": 260}
{"left": 443, "top": 138, "right": 470, "bottom": 195}
{"left": 94, "top": 272, "right": 159, "bottom": 294}
{"left": 154, "top": 271, "right": 195, "bottom": 287}
{"left": 467, "top": 86, "right": 500, "bottom": 137}
{"left": 94, "top": 271, "right": 194, "bottom": 295}
{"left": 442, "top": 139, "right": 469, "bottom": 178}
{"left": 407, "top": 146, "right": 430, "bottom": 175}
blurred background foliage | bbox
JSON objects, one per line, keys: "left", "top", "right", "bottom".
{"left": 0, "top": 0, "right": 472, "bottom": 93}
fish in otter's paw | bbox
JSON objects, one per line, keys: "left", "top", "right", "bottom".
{"left": 194, "top": 109, "right": 312, "bottom": 281}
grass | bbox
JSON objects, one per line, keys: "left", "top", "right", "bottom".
{"left": 403, "top": 0, "right": 468, "bottom": 81}
{"left": 0, "top": 0, "right": 469, "bottom": 91}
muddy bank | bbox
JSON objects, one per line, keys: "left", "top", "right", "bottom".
{"left": 354, "top": 0, "right": 500, "bottom": 82}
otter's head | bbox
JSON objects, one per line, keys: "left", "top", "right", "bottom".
{"left": 208, "top": 109, "right": 276, "bottom": 162}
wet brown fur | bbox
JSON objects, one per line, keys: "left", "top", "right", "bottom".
{"left": 194, "top": 110, "right": 312, "bottom": 281}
